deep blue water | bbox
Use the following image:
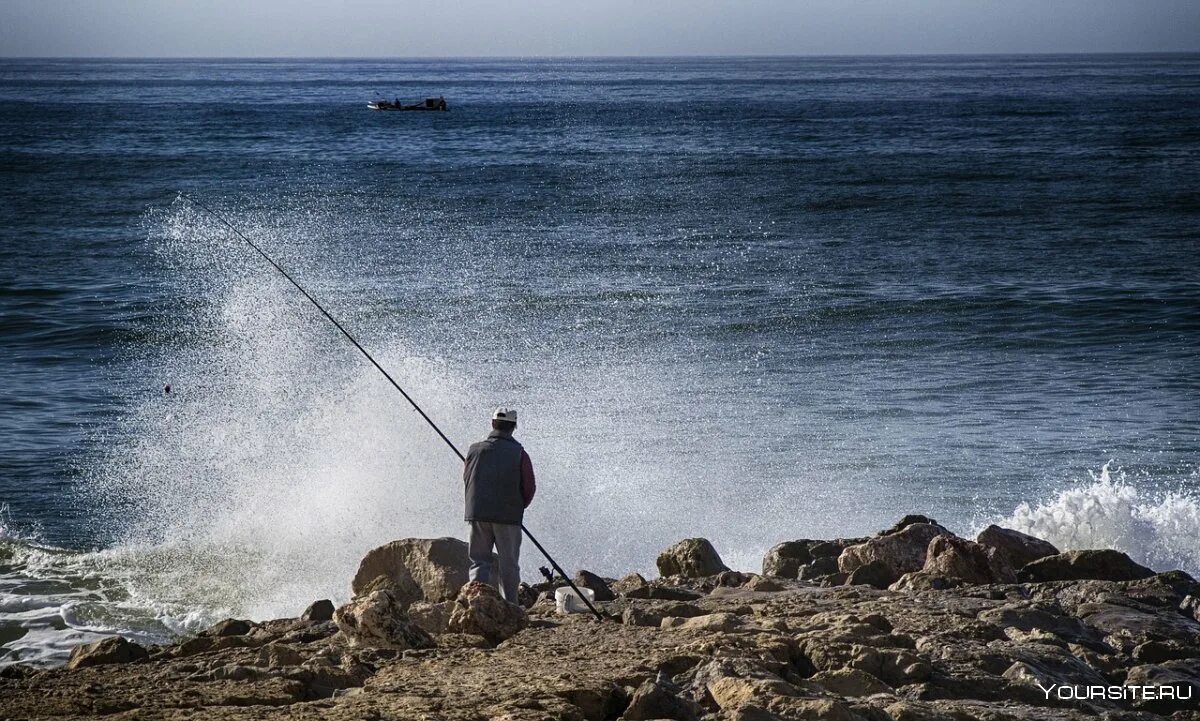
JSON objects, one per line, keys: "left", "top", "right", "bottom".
{"left": 0, "top": 56, "right": 1198, "bottom": 665}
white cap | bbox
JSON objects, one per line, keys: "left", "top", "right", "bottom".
{"left": 492, "top": 407, "right": 518, "bottom": 424}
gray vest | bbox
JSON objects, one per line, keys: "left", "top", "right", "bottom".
{"left": 463, "top": 431, "right": 525, "bottom": 525}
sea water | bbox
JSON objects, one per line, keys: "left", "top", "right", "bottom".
{"left": 1, "top": 56, "right": 1198, "bottom": 666}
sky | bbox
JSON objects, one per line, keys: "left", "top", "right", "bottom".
{"left": 0, "top": 0, "right": 1198, "bottom": 57}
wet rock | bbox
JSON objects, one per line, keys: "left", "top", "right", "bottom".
{"left": 205, "top": 618, "right": 253, "bottom": 636}
{"left": 976, "top": 525, "right": 1059, "bottom": 570}
{"left": 838, "top": 523, "right": 952, "bottom": 581}
{"left": 761, "top": 540, "right": 817, "bottom": 579}
{"left": 333, "top": 589, "right": 436, "bottom": 650}
{"left": 922, "top": 534, "right": 1016, "bottom": 585}
{"left": 623, "top": 678, "right": 701, "bottom": 721}
{"left": 574, "top": 569, "right": 617, "bottom": 602}
{"left": 657, "top": 538, "right": 730, "bottom": 578}
{"left": 300, "top": 599, "right": 334, "bottom": 622}
{"left": 446, "top": 581, "right": 529, "bottom": 645}
{"left": 66, "top": 636, "right": 149, "bottom": 670}
{"left": 350, "top": 537, "right": 472, "bottom": 607}
{"left": 1020, "top": 549, "right": 1155, "bottom": 583}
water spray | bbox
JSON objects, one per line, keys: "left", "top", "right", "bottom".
{"left": 176, "top": 193, "right": 605, "bottom": 621}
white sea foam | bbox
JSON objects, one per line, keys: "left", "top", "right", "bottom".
{"left": 988, "top": 463, "right": 1200, "bottom": 574}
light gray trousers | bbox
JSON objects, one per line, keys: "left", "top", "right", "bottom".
{"left": 467, "top": 521, "right": 523, "bottom": 604}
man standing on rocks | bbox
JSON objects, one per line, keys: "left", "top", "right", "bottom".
{"left": 463, "top": 407, "right": 536, "bottom": 604}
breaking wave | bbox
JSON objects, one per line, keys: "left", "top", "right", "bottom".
{"left": 991, "top": 463, "right": 1200, "bottom": 574}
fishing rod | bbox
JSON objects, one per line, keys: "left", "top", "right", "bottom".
{"left": 177, "top": 193, "right": 605, "bottom": 622}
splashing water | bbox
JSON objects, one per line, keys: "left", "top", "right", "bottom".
{"left": 991, "top": 463, "right": 1200, "bottom": 573}
{"left": 79, "top": 200, "right": 781, "bottom": 626}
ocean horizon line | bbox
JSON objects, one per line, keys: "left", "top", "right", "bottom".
{"left": 3, "top": 50, "right": 1199, "bottom": 62}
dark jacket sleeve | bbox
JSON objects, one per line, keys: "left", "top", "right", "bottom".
{"left": 520, "top": 450, "right": 536, "bottom": 508}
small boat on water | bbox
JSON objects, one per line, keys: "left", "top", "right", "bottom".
{"left": 368, "top": 96, "right": 448, "bottom": 112}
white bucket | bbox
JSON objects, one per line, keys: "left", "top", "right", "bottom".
{"left": 554, "top": 586, "right": 596, "bottom": 615}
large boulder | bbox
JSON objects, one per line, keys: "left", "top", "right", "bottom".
{"left": 1020, "top": 549, "right": 1155, "bottom": 583}
{"left": 66, "top": 636, "right": 149, "bottom": 670}
{"left": 333, "top": 589, "right": 436, "bottom": 650}
{"left": 837, "top": 522, "right": 951, "bottom": 585}
{"left": 922, "top": 534, "right": 1016, "bottom": 584}
{"left": 350, "top": 537, "right": 472, "bottom": 608}
{"left": 447, "top": 581, "right": 528, "bottom": 645}
{"left": 761, "top": 540, "right": 817, "bottom": 579}
{"left": 976, "top": 525, "right": 1059, "bottom": 569}
{"left": 657, "top": 538, "right": 730, "bottom": 578}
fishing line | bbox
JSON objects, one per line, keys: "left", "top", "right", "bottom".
{"left": 176, "top": 193, "right": 605, "bottom": 621}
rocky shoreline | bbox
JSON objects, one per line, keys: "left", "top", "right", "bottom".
{"left": 3, "top": 517, "right": 1200, "bottom": 720}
